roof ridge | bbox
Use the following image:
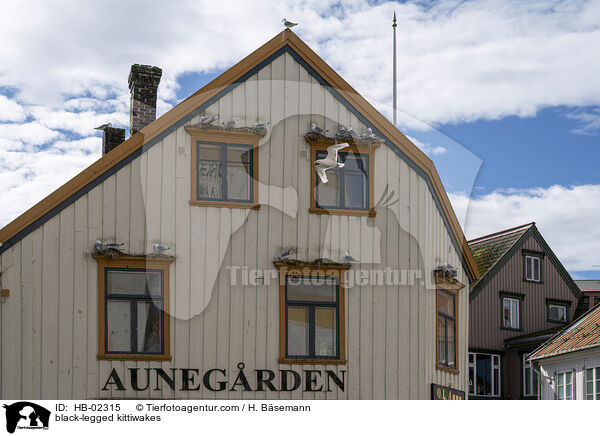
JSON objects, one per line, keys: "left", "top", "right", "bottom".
{"left": 468, "top": 222, "right": 535, "bottom": 245}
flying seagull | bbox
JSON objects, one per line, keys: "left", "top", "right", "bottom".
{"left": 311, "top": 122, "right": 329, "bottom": 134}
{"left": 343, "top": 252, "right": 358, "bottom": 263}
{"left": 153, "top": 243, "right": 170, "bottom": 254}
{"left": 276, "top": 248, "right": 293, "bottom": 261}
{"left": 94, "top": 240, "right": 124, "bottom": 251}
{"left": 222, "top": 118, "right": 238, "bottom": 128}
{"left": 315, "top": 143, "right": 349, "bottom": 183}
{"left": 282, "top": 18, "right": 297, "bottom": 28}
{"left": 94, "top": 123, "right": 112, "bottom": 130}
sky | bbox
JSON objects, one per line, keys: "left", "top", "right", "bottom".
{"left": 0, "top": 0, "right": 599, "bottom": 278}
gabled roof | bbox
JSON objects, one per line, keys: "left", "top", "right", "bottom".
{"left": 469, "top": 222, "right": 534, "bottom": 278}
{"left": 529, "top": 303, "right": 600, "bottom": 361}
{"left": 0, "top": 29, "right": 479, "bottom": 281}
{"left": 468, "top": 223, "right": 581, "bottom": 301}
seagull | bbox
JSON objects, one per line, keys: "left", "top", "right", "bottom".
{"left": 361, "top": 127, "right": 375, "bottom": 138}
{"left": 94, "top": 240, "right": 124, "bottom": 251}
{"left": 343, "top": 252, "right": 358, "bottom": 263}
{"left": 94, "top": 123, "right": 112, "bottom": 130}
{"left": 254, "top": 121, "right": 271, "bottom": 128}
{"left": 347, "top": 126, "right": 358, "bottom": 136}
{"left": 153, "top": 243, "right": 170, "bottom": 254}
{"left": 199, "top": 114, "right": 218, "bottom": 124}
{"left": 282, "top": 18, "right": 297, "bottom": 28}
{"left": 335, "top": 126, "right": 347, "bottom": 137}
{"left": 311, "top": 122, "right": 329, "bottom": 134}
{"left": 276, "top": 248, "right": 293, "bottom": 261}
{"left": 315, "top": 143, "right": 349, "bottom": 183}
{"left": 222, "top": 118, "right": 238, "bottom": 128}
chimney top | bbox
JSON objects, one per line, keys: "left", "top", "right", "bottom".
{"left": 102, "top": 127, "right": 126, "bottom": 154}
{"left": 128, "top": 64, "right": 162, "bottom": 136}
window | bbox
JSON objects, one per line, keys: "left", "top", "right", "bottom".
{"left": 469, "top": 353, "right": 501, "bottom": 397}
{"left": 522, "top": 250, "right": 544, "bottom": 283}
{"left": 502, "top": 297, "right": 521, "bottom": 330}
{"left": 437, "top": 288, "right": 457, "bottom": 371}
{"left": 95, "top": 256, "right": 173, "bottom": 360}
{"left": 276, "top": 263, "right": 349, "bottom": 364}
{"left": 307, "top": 137, "right": 378, "bottom": 217}
{"left": 187, "top": 126, "right": 260, "bottom": 208}
{"left": 595, "top": 296, "right": 600, "bottom": 306}
{"left": 523, "top": 353, "right": 538, "bottom": 398}
{"left": 547, "top": 299, "right": 569, "bottom": 323}
{"left": 556, "top": 371, "right": 574, "bottom": 400}
{"left": 585, "top": 367, "right": 600, "bottom": 400}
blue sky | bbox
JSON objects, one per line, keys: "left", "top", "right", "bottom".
{"left": 1, "top": 0, "right": 599, "bottom": 278}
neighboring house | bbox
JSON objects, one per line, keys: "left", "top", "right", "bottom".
{"left": 575, "top": 280, "right": 600, "bottom": 313}
{"left": 468, "top": 223, "right": 582, "bottom": 399}
{"left": 0, "top": 29, "right": 479, "bottom": 400}
{"left": 528, "top": 303, "right": 600, "bottom": 400}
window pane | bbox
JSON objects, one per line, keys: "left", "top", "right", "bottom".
{"left": 227, "top": 163, "right": 251, "bottom": 201}
{"left": 557, "top": 374, "right": 564, "bottom": 400}
{"left": 549, "top": 305, "right": 567, "bottom": 322}
{"left": 137, "top": 301, "right": 162, "bottom": 353}
{"left": 446, "top": 319, "right": 456, "bottom": 367}
{"left": 287, "top": 277, "right": 336, "bottom": 302}
{"left": 339, "top": 153, "right": 367, "bottom": 171}
{"left": 469, "top": 366, "right": 475, "bottom": 394}
{"left": 198, "top": 160, "right": 222, "bottom": 199}
{"left": 526, "top": 257, "right": 532, "bottom": 280}
{"left": 107, "top": 270, "right": 161, "bottom": 296}
{"left": 566, "top": 372, "right": 573, "bottom": 400}
{"left": 344, "top": 172, "right": 367, "bottom": 209}
{"left": 525, "top": 364, "right": 531, "bottom": 396}
{"left": 107, "top": 300, "right": 131, "bottom": 352}
{"left": 493, "top": 355, "right": 500, "bottom": 366}
{"left": 437, "top": 316, "right": 446, "bottom": 365}
{"left": 287, "top": 307, "right": 309, "bottom": 356}
{"left": 475, "top": 354, "right": 492, "bottom": 396}
{"left": 198, "top": 143, "right": 221, "bottom": 160}
{"left": 315, "top": 307, "right": 336, "bottom": 357}
{"left": 437, "top": 290, "right": 454, "bottom": 317}
{"left": 493, "top": 368, "right": 500, "bottom": 396}
{"left": 533, "top": 258, "right": 540, "bottom": 281}
{"left": 316, "top": 170, "right": 340, "bottom": 208}
{"left": 469, "top": 353, "right": 474, "bottom": 364}
{"left": 503, "top": 299, "right": 511, "bottom": 328}
{"left": 227, "top": 147, "right": 250, "bottom": 163}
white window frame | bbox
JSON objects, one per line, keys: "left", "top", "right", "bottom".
{"left": 585, "top": 367, "right": 600, "bottom": 400}
{"left": 503, "top": 297, "right": 520, "bottom": 329}
{"left": 522, "top": 353, "right": 538, "bottom": 398}
{"left": 468, "top": 352, "right": 501, "bottom": 397}
{"left": 556, "top": 371, "right": 575, "bottom": 400}
{"left": 547, "top": 303, "right": 568, "bottom": 323}
{"left": 525, "top": 255, "right": 541, "bottom": 282}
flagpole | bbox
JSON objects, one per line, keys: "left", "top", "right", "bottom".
{"left": 393, "top": 12, "right": 397, "bottom": 126}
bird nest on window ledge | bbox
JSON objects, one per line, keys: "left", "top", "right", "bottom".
{"left": 187, "top": 123, "right": 268, "bottom": 137}
{"left": 304, "top": 131, "right": 384, "bottom": 147}
{"left": 92, "top": 248, "right": 176, "bottom": 260}
{"left": 274, "top": 257, "right": 351, "bottom": 267}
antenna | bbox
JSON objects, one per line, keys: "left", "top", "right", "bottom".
{"left": 392, "top": 12, "right": 397, "bottom": 126}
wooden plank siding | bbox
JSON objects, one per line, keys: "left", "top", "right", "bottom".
{"left": 0, "top": 52, "right": 469, "bottom": 399}
{"left": 469, "top": 233, "right": 579, "bottom": 351}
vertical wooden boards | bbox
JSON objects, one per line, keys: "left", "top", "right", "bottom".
{"left": 31, "top": 228, "right": 43, "bottom": 399}
{"left": 20, "top": 234, "right": 33, "bottom": 399}
{"left": 1, "top": 245, "right": 21, "bottom": 399}
{"left": 72, "top": 197, "right": 88, "bottom": 399}
{"left": 58, "top": 205, "right": 75, "bottom": 399}
{"left": 87, "top": 187, "right": 102, "bottom": 398}
{"left": 41, "top": 216, "right": 59, "bottom": 399}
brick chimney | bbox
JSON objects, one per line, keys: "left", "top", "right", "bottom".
{"left": 128, "top": 64, "right": 162, "bottom": 135}
{"left": 102, "top": 127, "right": 126, "bottom": 154}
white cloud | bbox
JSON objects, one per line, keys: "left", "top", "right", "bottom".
{"left": 566, "top": 108, "right": 600, "bottom": 135}
{"left": 0, "top": 122, "right": 60, "bottom": 149}
{"left": 0, "top": 95, "right": 26, "bottom": 122}
{"left": 449, "top": 184, "right": 600, "bottom": 272}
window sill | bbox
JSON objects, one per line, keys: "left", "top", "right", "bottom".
{"left": 309, "top": 207, "right": 376, "bottom": 217}
{"left": 436, "top": 364, "right": 459, "bottom": 375}
{"left": 98, "top": 354, "right": 172, "bottom": 361}
{"left": 278, "top": 358, "right": 347, "bottom": 365}
{"left": 522, "top": 279, "right": 544, "bottom": 285}
{"left": 500, "top": 327, "right": 523, "bottom": 332}
{"left": 547, "top": 319, "right": 569, "bottom": 325}
{"left": 190, "top": 200, "right": 260, "bottom": 210}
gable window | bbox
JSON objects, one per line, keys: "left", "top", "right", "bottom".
{"left": 469, "top": 352, "right": 501, "bottom": 397}
{"left": 523, "top": 353, "right": 539, "bottom": 398}
{"left": 95, "top": 256, "right": 173, "bottom": 360}
{"left": 585, "top": 367, "right": 600, "bottom": 400}
{"left": 306, "top": 137, "right": 379, "bottom": 217}
{"left": 556, "top": 371, "right": 574, "bottom": 400}
{"left": 276, "top": 263, "right": 349, "bottom": 364}
{"left": 546, "top": 299, "right": 570, "bottom": 323}
{"left": 522, "top": 250, "right": 544, "bottom": 283}
{"left": 500, "top": 292, "right": 524, "bottom": 330}
{"left": 437, "top": 288, "right": 457, "bottom": 371}
{"left": 187, "top": 127, "right": 260, "bottom": 209}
